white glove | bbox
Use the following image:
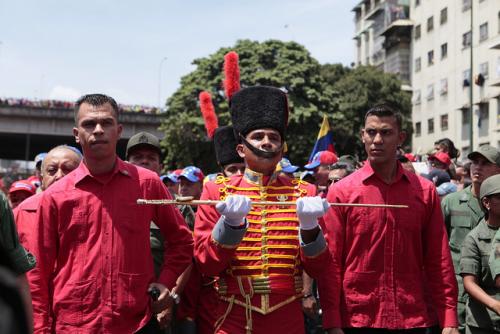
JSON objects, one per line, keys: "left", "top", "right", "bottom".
{"left": 296, "top": 197, "right": 330, "bottom": 230}
{"left": 216, "top": 195, "right": 252, "bottom": 227}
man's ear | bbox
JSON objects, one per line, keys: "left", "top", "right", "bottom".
{"left": 398, "top": 130, "right": 407, "bottom": 146}
{"left": 236, "top": 144, "right": 245, "bottom": 158}
{"left": 117, "top": 124, "right": 123, "bottom": 139}
{"left": 482, "top": 197, "right": 490, "bottom": 211}
{"left": 360, "top": 129, "right": 365, "bottom": 144}
{"left": 73, "top": 127, "right": 80, "bottom": 144}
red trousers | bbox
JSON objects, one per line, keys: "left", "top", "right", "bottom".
{"left": 213, "top": 297, "right": 304, "bottom": 334}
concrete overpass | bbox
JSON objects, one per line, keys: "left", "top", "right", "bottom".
{"left": 0, "top": 105, "right": 166, "bottom": 161}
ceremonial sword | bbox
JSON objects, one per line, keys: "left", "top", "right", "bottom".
{"left": 137, "top": 197, "right": 408, "bottom": 209}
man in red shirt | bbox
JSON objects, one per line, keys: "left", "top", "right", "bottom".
{"left": 30, "top": 94, "right": 193, "bottom": 334}
{"left": 320, "top": 104, "right": 458, "bottom": 334}
{"left": 15, "top": 144, "right": 82, "bottom": 268}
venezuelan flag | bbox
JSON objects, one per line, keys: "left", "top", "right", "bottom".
{"left": 308, "top": 115, "right": 336, "bottom": 162}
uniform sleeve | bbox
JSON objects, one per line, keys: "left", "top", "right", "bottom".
{"left": 489, "top": 229, "right": 500, "bottom": 279}
{"left": 152, "top": 180, "right": 194, "bottom": 290}
{"left": 299, "top": 183, "right": 332, "bottom": 278}
{"left": 30, "top": 193, "right": 58, "bottom": 334}
{"left": 316, "top": 185, "right": 344, "bottom": 329}
{"left": 0, "top": 192, "right": 35, "bottom": 275}
{"left": 460, "top": 232, "right": 481, "bottom": 276}
{"left": 440, "top": 194, "right": 452, "bottom": 237}
{"left": 423, "top": 187, "right": 459, "bottom": 328}
{"left": 194, "top": 182, "right": 244, "bottom": 276}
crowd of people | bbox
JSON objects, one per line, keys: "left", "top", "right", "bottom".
{"left": 1, "top": 51, "right": 500, "bottom": 334}
{"left": 0, "top": 97, "right": 162, "bottom": 114}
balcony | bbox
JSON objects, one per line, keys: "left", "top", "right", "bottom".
{"left": 381, "top": 19, "right": 413, "bottom": 37}
{"left": 365, "top": 1, "right": 384, "bottom": 20}
{"left": 489, "top": 37, "right": 500, "bottom": 50}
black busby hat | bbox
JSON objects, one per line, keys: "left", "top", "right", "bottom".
{"left": 230, "top": 86, "right": 289, "bottom": 140}
{"left": 213, "top": 126, "right": 243, "bottom": 166}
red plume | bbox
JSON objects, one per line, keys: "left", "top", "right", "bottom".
{"left": 199, "top": 91, "right": 218, "bottom": 138}
{"left": 223, "top": 51, "right": 240, "bottom": 100}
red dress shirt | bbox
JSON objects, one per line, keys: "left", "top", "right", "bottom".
{"left": 14, "top": 192, "right": 42, "bottom": 253}
{"left": 319, "top": 161, "right": 458, "bottom": 329}
{"left": 14, "top": 192, "right": 43, "bottom": 299}
{"left": 30, "top": 158, "right": 193, "bottom": 334}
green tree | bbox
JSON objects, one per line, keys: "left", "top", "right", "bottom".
{"left": 325, "top": 64, "right": 412, "bottom": 159}
{"left": 159, "top": 39, "right": 338, "bottom": 172}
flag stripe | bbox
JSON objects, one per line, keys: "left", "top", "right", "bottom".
{"left": 308, "top": 115, "right": 336, "bottom": 162}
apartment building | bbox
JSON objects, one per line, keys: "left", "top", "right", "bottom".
{"left": 353, "top": 0, "right": 500, "bottom": 156}
{"left": 411, "top": 0, "right": 500, "bottom": 156}
{"left": 353, "top": 0, "right": 413, "bottom": 86}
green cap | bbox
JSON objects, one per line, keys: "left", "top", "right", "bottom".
{"left": 480, "top": 174, "right": 500, "bottom": 202}
{"left": 126, "top": 132, "right": 161, "bottom": 158}
{"left": 468, "top": 145, "right": 500, "bottom": 166}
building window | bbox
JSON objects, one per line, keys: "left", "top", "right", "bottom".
{"left": 440, "top": 78, "right": 448, "bottom": 95}
{"left": 413, "top": 90, "right": 421, "bottom": 105}
{"left": 415, "top": 57, "right": 421, "bottom": 72}
{"left": 440, "top": 8, "right": 448, "bottom": 25}
{"left": 462, "top": 109, "right": 471, "bottom": 124}
{"left": 480, "top": 62, "right": 489, "bottom": 79}
{"left": 415, "top": 0, "right": 420, "bottom": 7}
{"left": 462, "top": 109, "right": 471, "bottom": 141}
{"left": 463, "top": 0, "right": 471, "bottom": 11}
{"left": 498, "top": 12, "right": 500, "bottom": 33}
{"left": 428, "top": 50, "right": 434, "bottom": 66}
{"left": 478, "top": 103, "right": 490, "bottom": 137}
{"left": 427, "top": 84, "right": 434, "bottom": 101}
{"left": 427, "top": 16, "right": 434, "bottom": 32}
{"left": 463, "top": 31, "right": 472, "bottom": 48}
{"left": 428, "top": 118, "right": 435, "bottom": 134}
{"left": 497, "top": 97, "right": 500, "bottom": 124}
{"left": 415, "top": 122, "right": 421, "bottom": 137}
{"left": 441, "top": 43, "right": 448, "bottom": 59}
{"left": 463, "top": 69, "right": 471, "bottom": 87}
{"left": 441, "top": 114, "right": 449, "bottom": 131}
{"left": 497, "top": 57, "right": 500, "bottom": 78}
{"left": 479, "top": 22, "right": 489, "bottom": 42}
{"left": 415, "top": 25, "right": 421, "bottom": 40}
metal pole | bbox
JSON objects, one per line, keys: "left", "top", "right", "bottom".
{"left": 157, "top": 57, "right": 167, "bottom": 111}
{"left": 469, "top": 0, "right": 474, "bottom": 151}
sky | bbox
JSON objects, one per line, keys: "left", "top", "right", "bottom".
{"left": 0, "top": 0, "right": 359, "bottom": 107}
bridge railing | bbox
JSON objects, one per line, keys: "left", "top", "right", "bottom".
{"left": 0, "top": 98, "right": 163, "bottom": 115}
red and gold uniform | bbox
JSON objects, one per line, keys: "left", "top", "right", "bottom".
{"left": 194, "top": 170, "right": 331, "bottom": 334}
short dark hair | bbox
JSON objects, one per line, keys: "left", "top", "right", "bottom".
{"left": 74, "top": 94, "right": 119, "bottom": 124}
{"left": 330, "top": 162, "right": 355, "bottom": 175}
{"left": 364, "top": 104, "right": 403, "bottom": 131}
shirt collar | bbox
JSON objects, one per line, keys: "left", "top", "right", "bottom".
{"left": 243, "top": 168, "right": 279, "bottom": 186}
{"left": 477, "top": 218, "right": 498, "bottom": 239}
{"left": 360, "top": 160, "right": 410, "bottom": 184}
{"left": 74, "top": 157, "right": 132, "bottom": 186}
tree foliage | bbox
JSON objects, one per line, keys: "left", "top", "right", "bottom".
{"left": 159, "top": 39, "right": 337, "bottom": 172}
{"left": 159, "top": 40, "right": 412, "bottom": 172}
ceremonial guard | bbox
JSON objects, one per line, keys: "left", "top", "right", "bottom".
{"left": 176, "top": 91, "right": 245, "bottom": 334}
{"left": 194, "top": 75, "right": 331, "bottom": 333}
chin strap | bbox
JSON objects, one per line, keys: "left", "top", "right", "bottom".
{"left": 239, "top": 134, "right": 283, "bottom": 159}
